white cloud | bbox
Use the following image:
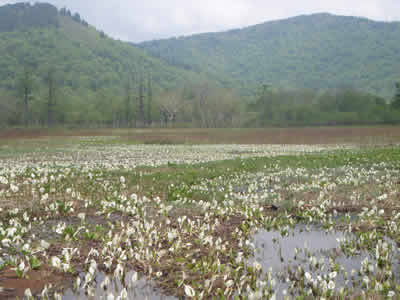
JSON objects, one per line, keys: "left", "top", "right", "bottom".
{"left": 1, "top": 0, "right": 400, "bottom": 41}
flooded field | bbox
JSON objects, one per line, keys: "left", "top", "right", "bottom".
{"left": 251, "top": 224, "right": 399, "bottom": 298}
{"left": 62, "top": 272, "right": 177, "bottom": 300}
{"left": 0, "top": 134, "right": 399, "bottom": 299}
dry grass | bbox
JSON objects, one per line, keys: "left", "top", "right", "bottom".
{"left": 1, "top": 126, "right": 400, "bottom": 145}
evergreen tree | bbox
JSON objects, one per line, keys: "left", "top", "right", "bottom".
{"left": 123, "top": 78, "right": 132, "bottom": 127}
{"left": 73, "top": 13, "right": 81, "bottom": 23}
{"left": 45, "top": 67, "right": 56, "bottom": 127}
{"left": 146, "top": 75, "right": 153, "bottom": 126}
{"left": 17, "top": 67, "right": 34, "bottom": 126}
{"left": 137, "top": 78, "right": 145, "bottom": 127}
{"left": 60, "top": 7, "right": 67, "bottom": 16}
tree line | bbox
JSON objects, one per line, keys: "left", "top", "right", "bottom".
{"left": 0, "top": 2, "right": 88, "bottom": 32}
{"left": 2, "top": 66, "right": 242, "bottom": 128}
{"left": 2, "top": 64, "right": 400, "bottom": 128}
{"left": 0, "top": 2, "right": 59, "bottom": 32}
{"left": 249, "top": 84, "right": 400, "bottom": 127}
{"left": 5, "top": 65, "right": 157, "bottom": 128}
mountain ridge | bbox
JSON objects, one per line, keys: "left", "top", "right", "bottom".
{"left": 139, "top": 13, "right": 399, "bottom": 42}
{"left": 139, "top": 13, "right": 400, "bottom": 97}
{"left": 0, "top": 2, "right": 399, "bottom": 127}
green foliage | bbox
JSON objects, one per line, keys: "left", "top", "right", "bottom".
{"left": 0, "top": 3, "right": 201, "bottom": 127}
{"left": 250, "top": 87, "right": 399, "bottom": 126}
{"left": 146, "top": 76, "right": 153, "bottom": 126}
{"left": 0, "top": 2, "right": 58, "bottom": 32}
{"left": 16, "top": 66, "right": 35, "bottom": 126}
{"left": 392, "top": 82, "right": 400, "bottom": 110}
{"left": 140, "top": 13, "right": 400, "bottom": 98}
{"left": 1, "top": 3, "right": 399, "bottom": 128}
{"left": 29, "top": 255, "right": 41, "bottom": 270}
{"left": 154, "top": 82, "right": 244, "bottom": 128}
{"left": 137, "top": 78, "right": 145, "bottom": 126}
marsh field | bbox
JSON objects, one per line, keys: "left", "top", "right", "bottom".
{"left": 1, "top": 127, "right": 400, "bottom": 299}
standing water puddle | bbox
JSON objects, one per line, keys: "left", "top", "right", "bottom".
{"left": 56, "top": 225, "right": 398, "bottom": 299}
{"left": 250, "top": 225, "right": 399, "bottom": 298}
{"left": 62, "top": 271, "right": 178, "bottom": 300}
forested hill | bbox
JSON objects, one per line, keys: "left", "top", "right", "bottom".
{"left": 0, "top": 2, "right": 202, "bottom": 126}
{"left": 139, "top": 13, "right": 400, "bottom": 97}
{"left": 2, "top": 3, "right": 400, "bottom": 127}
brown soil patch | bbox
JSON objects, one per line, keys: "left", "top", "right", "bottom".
{"left": 1, "top": 126, "right": 400, "bottom": 145}
{"left": 122, "top": 127, "right": 400, "bottom": 145}
{"left": 0, "top": 265, "right": 70, "bottom": 299}
{"left": 0, "top": 128, "right": 112, "bottom": 140}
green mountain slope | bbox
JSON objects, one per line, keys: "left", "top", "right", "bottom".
{"left": 0, "top": 4, "right": 201, "bottom": 92}
{"left": 139, "top": 13, "right": 400, "bottom": 97}
{"left": 0, "top": 3, "right": 202, "bottom": 125}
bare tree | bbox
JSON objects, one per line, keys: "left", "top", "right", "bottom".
{"left": 17, "top": 66, "right": 34, "bottom": 126}
{"left": 184, "top": 82, "right": 242, "bottom": 128}
{"left": 146, "top": 75, "right": 153, "bottom": 126}
{"left": 136, "top": 77, "right": 145, "bottom": 128}
{"left": 123, "top": 75, "right": 134, "bottom": 127}
{"left": 45, "top": 67, "right": 56, "bottom": 127}
{"left": 156, "top": 89, "right": 186, "bottom": 127}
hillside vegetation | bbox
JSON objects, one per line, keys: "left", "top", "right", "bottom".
{"left": 139, "top": 13, "right": 400, "bottom": 98}
{"left": 0, "top": 3, "right": 399, "bottom": 128}
{"left": 0, "top": 2, "right": 202, "bottom": 127}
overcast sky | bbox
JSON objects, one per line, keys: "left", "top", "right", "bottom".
{"left": 1, "top": 0, "right": 400, "bottom": 42}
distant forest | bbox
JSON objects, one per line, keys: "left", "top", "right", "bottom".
{"left": 0, "top": 2, "right": 400, "bottom": 128}
{"left": 139, "top": 13, "right": 400, "bottom": 99}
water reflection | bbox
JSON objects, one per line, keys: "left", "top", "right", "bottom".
{"left": 250, "top": 225, "right": 398, "bottom": 298}
{"left": 62, "top": 271, "right": 178, "bottom": 300}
